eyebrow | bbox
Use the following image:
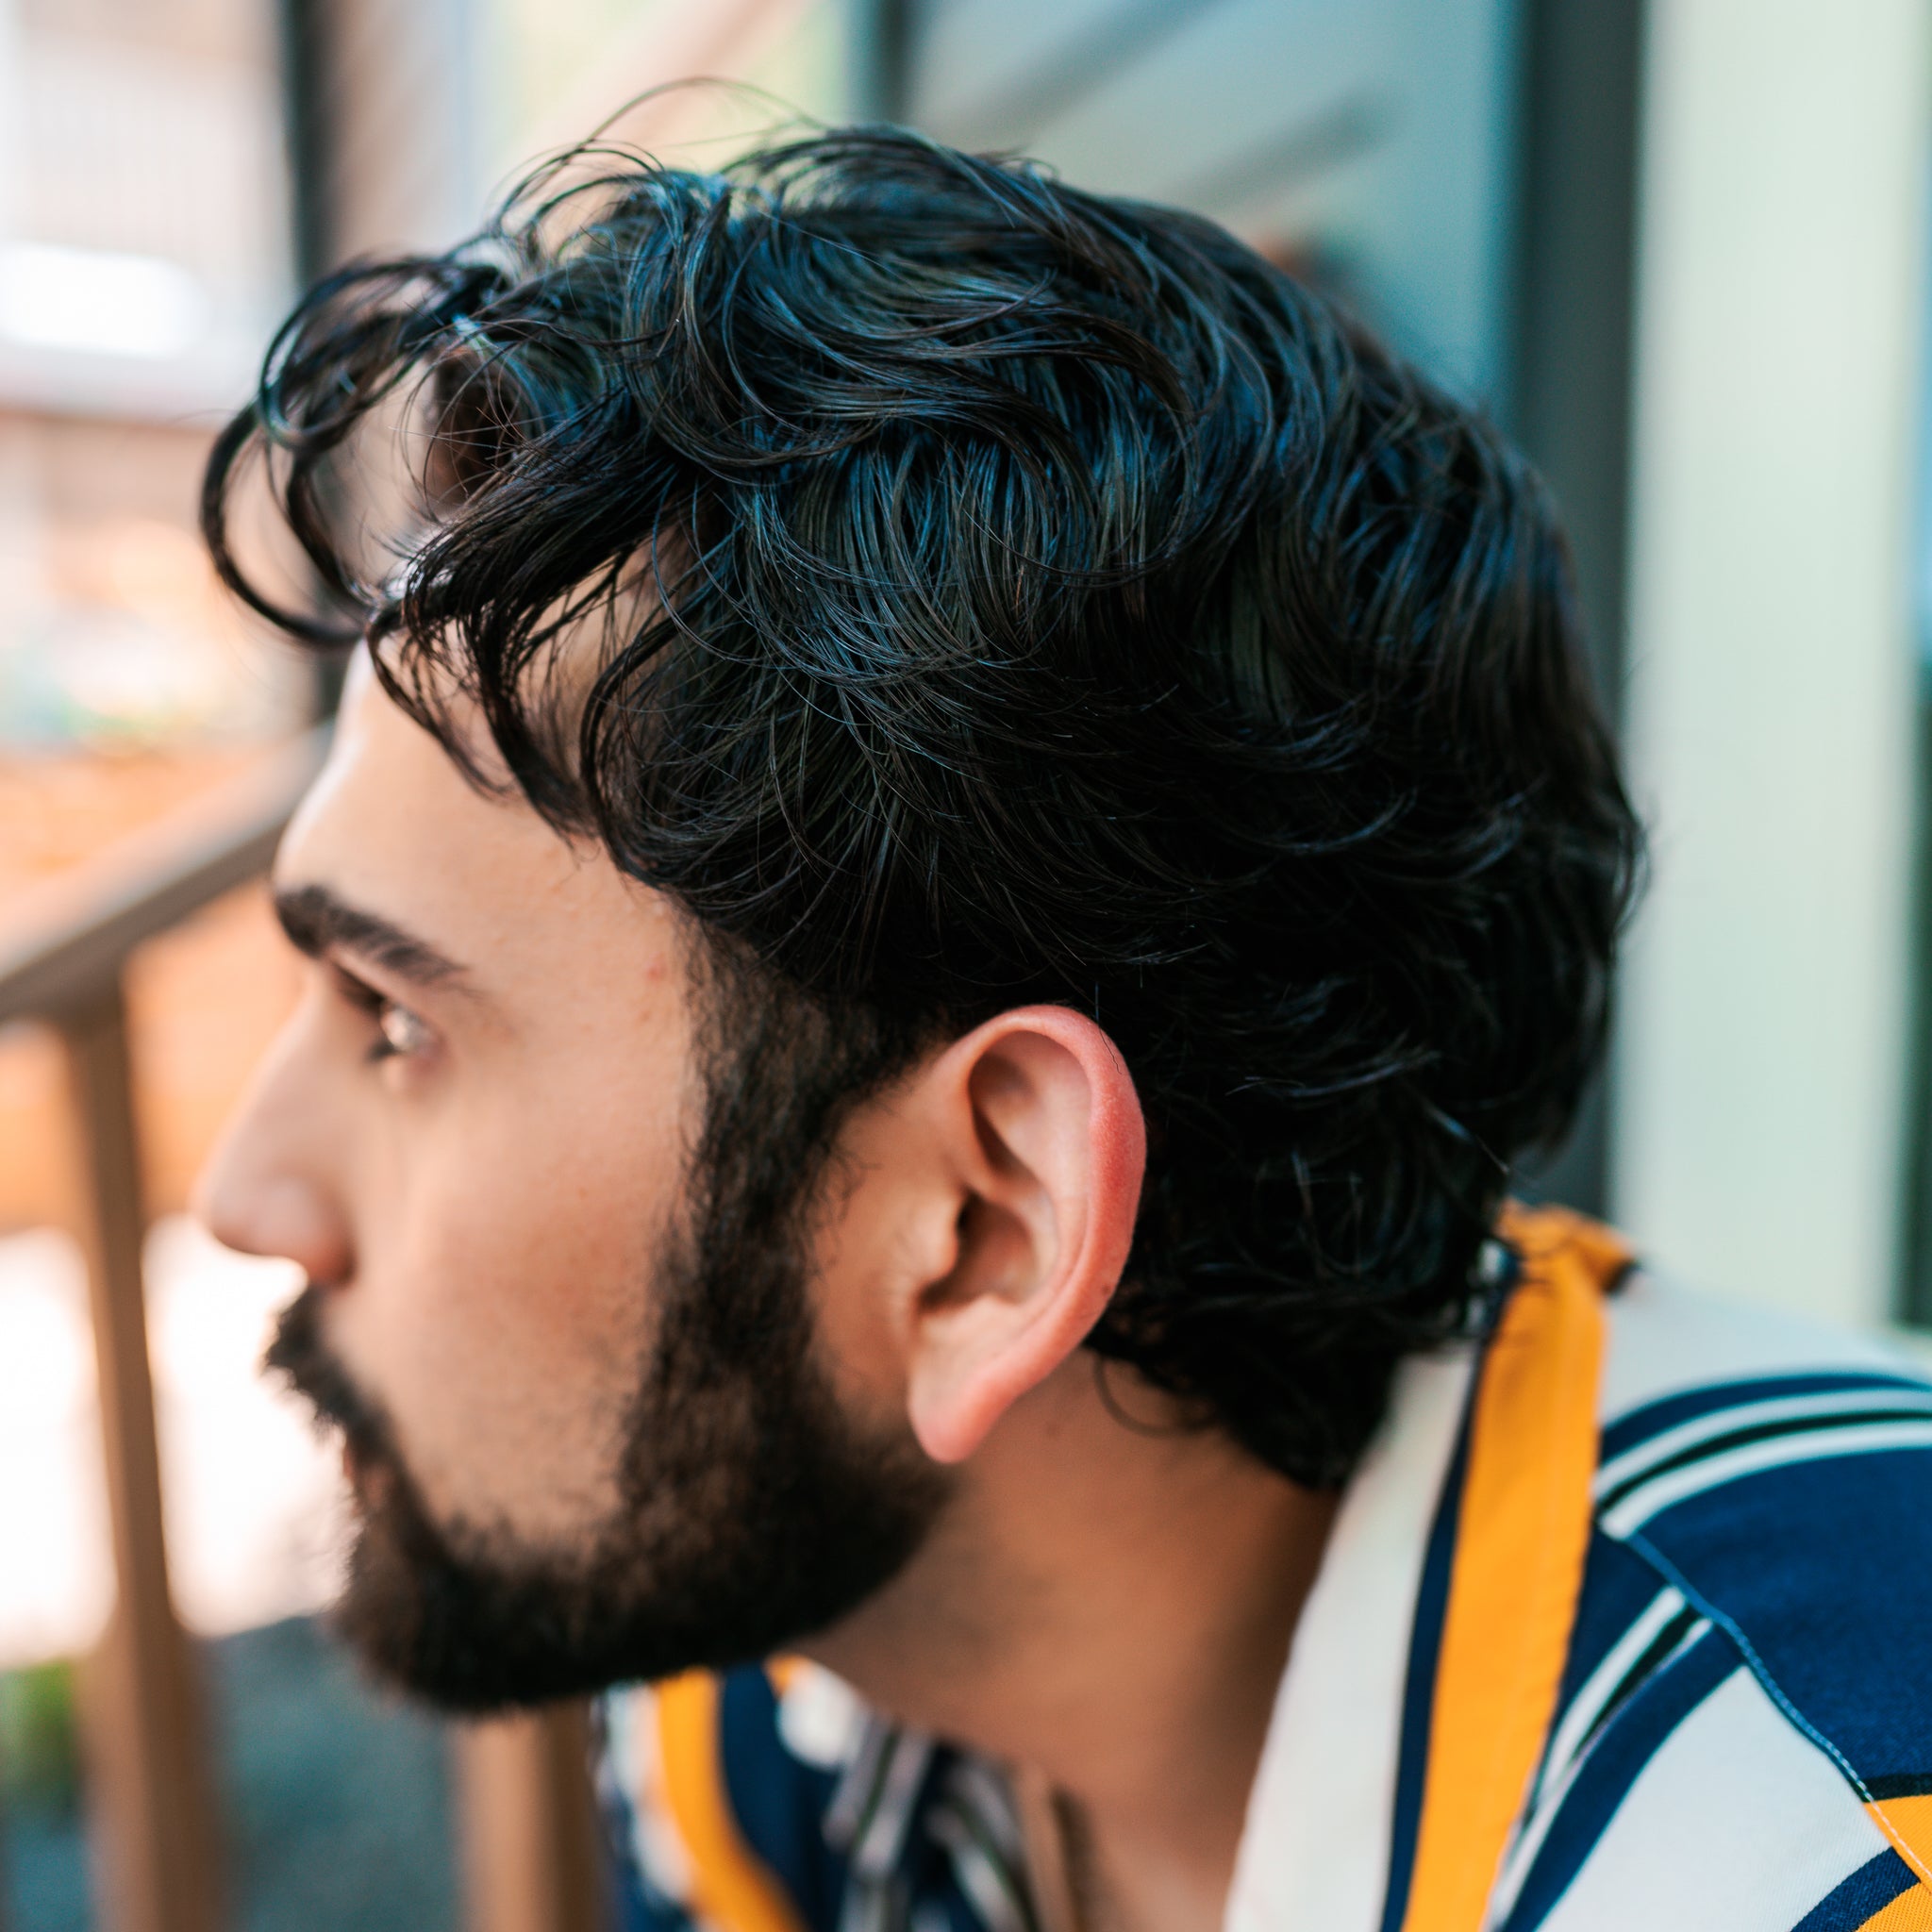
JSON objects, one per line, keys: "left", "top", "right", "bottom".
{"left": 273, "top": 882, "right": 471, "bottom": 991}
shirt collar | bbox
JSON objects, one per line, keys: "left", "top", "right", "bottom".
{"left": 1224, "top": 1341, "right": 1480, "bottom": 1932}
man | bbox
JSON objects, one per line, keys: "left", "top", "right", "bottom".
{"left": 195, "top": 130, "right": 1932, "bottom": 1932}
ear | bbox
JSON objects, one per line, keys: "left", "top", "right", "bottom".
{"left": 901, "top": 1006, "right": 1144, "bottom": 1464}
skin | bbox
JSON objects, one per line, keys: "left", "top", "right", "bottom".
{"left": 198, "top": 656, "right": 1337, "bottom": 1932}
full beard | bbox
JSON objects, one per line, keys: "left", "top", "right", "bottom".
{"left": 266, "top": 978, "right": 950, "bottom": 1713}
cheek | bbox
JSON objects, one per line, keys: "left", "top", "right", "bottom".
{"left": 337, "top": 1076, "right": 684, "bottom": 1544}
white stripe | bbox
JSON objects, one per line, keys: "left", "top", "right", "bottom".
{"left": 1486, "top": 1617, "right": 1710, "bottom": 1928}
{"left": 1599, "top": 1419, "right": 1932, "bottom": 1538}
{"left": 836, "top": 1877, "right": 893, "bottom": 1932}
{"left": 944, "top": 1757, "right": 1024, "bottom": 1867}
{"left": 602, "top": 1687, "right": 701, "bottom": 1909}
{"left": 1224, "top": 1344, "right": 1479, "bottom": 1932}
{"left": 1530, "top": 1589, "right": 1688, "bottom": 1817}
{"left": 825, "top": 1717, "right": 891, "bottom": 1848}
{"left": 928, "top": 1804, "right": 1032, "bottom": 1932}
{"left": 1599, "top": 1273, "right": 1916, "bottom": 1428}
{"left": 1595, "top": 1387, "right": 1932, "bottom": 1499}
{"left": 858, "top": 1731, "right": 935, "bottom": 1877}
{"left": 1538, "top": 1669, "right": 1890, "bottom": 1932}
{"left": 777, "top": 1662, "right": 868, "bottom": 1770}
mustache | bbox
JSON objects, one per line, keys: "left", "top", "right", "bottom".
{"left": 263, "top": 1283, "right": 405, "bottom": 1476}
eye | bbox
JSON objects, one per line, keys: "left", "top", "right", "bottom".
{"left": 329, "top": 964, "right": 435, "bottom": 1065}
{"left": 372, "top": 1000, "right": 434, "bottom": 1061}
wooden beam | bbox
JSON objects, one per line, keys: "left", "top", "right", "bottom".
{"left": 455, "top": 1703, "right": 605, "bottom": 1932}
{"left": 59, "top": 985, "right": 221, "bottom": 1932}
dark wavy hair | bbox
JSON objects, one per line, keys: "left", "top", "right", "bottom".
{"left": 202, "top": 127, "right": 1642, "bottom": 1487}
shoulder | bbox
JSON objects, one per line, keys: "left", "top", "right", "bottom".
{"left": 1591, "top": 1271, "right": 1932, "bottom": 1776}
{"left": 1494, "top": 1273, "right": 1932, "bottom": 1931}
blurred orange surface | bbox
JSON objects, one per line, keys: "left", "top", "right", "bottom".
{"left": 0, "top": 749, "right": 302, "bottom": 1238}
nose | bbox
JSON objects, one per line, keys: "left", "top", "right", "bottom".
{"left": 195, "top": 1166, "right": 349, "bottom": 1283}
{"left": 192, "top": 1024, "right": 354, "bottom": 1286}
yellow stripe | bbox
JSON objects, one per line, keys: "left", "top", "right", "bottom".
{"left": 655, "top": 1671, "right": 809, "bottom": 1932}
{"left": 1400, "top": 1205, "right": 1624, "bottom": 1932}
{"left": 1870, "top": 1795, "right": 1932, "bottom": 1889}
{"left": 1860, "top": 1874, "right": 1932, "bottom": 1930}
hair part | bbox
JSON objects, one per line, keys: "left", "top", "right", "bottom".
{"left": 206, "top": 127, "right": 1643, "bottom": 1488}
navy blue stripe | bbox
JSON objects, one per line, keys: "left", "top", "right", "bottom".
{"left": 907, "top": 1747, "right": 1011, "bottom": 1932}
{"left": 718, "top": 1666, "right": 845, "bottom": 1932}
{"left": 1375, "top": 1387, "right": 1476, "bottom": 1932}
{"left": 1494, "top": 1629, "right": 1739, "bottom": 1932}
{"left": 1866, "top": 1775, "right": 1932, "bottom": 1801}
{"left": 1626, "top": 1448, "right": 1932, "bottom": 1795}
{"left": 1563, "top": 1603, "right": 1701, "bottom": 1774}
{"left": 1791, "top": 1849, "right": 1922, "bottom": 1931}
{"left": 1599, "top": 1373, "right": 1928, "bottom": 1466}
{"left": 611, "top": 1839, "right": 697, "bottom": 1932}
{"left": 1547, "top": 1532, "right": 1681, "bottom": 1751}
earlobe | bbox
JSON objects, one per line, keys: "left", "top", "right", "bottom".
{"left": 904, "top": 1008, "right": 1145, "bottom": 1464}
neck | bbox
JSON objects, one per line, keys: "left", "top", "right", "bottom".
{"left": 808, "top": 1358, "right": 1338, "bottom": 1932}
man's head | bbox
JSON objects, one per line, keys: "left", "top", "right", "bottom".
{"left": 198, "top": 128, "right": 1639, "bottom": 1708}
{"left": 205, "top": 655, "right": 1146, "bottom": 1705}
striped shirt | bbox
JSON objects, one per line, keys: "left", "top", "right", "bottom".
{"left": 598, "top": 1208, "right": 1932, "bottom": 1932}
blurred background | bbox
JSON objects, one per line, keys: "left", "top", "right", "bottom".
{"left": 0, "top": 1, "right": 1927, "bottom": 1928}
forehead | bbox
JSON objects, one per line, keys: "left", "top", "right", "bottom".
{"left": 276, "top": 655, "right": 678, "bottom": 995}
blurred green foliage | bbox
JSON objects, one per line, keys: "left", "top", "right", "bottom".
{"left": 0, "top": 1658, "right": 82, "bottom": 1818}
